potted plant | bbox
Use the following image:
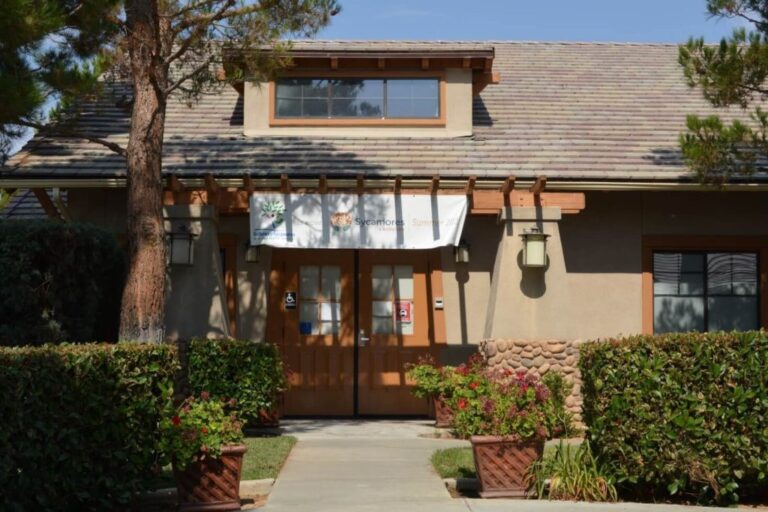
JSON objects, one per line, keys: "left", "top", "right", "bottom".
{"left": 161, "top": 393, "right": 246, "bottom": 511}
{"left": 406, "top": 356, "right": 456, "bottom": 428}
{"left": 452, "top": 368, "right": 557, "bottom": 498}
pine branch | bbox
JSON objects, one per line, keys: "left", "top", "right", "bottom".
{"left": 163, "top": 55, "right": 217, "bottom": 96}
{"left": 16, "top": 120, "right": 127, "bottom": 157}
{"left": 166, "top": 0, "right": 236, "bottom": 65}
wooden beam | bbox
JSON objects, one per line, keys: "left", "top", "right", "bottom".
{"left": 318, "top": 175, "right": 328, "bottom": 194}
{"left": 32, "top": 188, "right": 61, "bottom": 221}
{"left": 462, "top": 57, "right": 472, "bottom": 69}
{"left": 530, "top": 176, "right": 547, "bottom": 195}
{"left": 205, "top": 174, "right": 220, "bottom": 208}
{"left": 394, "top": 175, "right": 402, "bottom": 194}
{"left": 465, "top": 176, "right": 477, "bottom": 196}
{"left": 377, "top": 58, "right": 386, "bottom": 70}
{"left": 484, "top": 57, "right": 493, "bottom": 72}
{"left": 281, "top": 174, "right": 291, "bottom": 194}
{"left": 330, "top": 57, "right": 339, "bottom": 69}
{"left": 471, "top": 190, "right": 585, "bottom": 215}
{"left": 501, "top": 176, "right": 516, "bottom": 195}
{"left": 430, "top": 175, "right": 440, "bottom": 194}
{"left": 356, "top": 175, "right": 365, "bottom": 195}
{"left": 421, "top": 58, "right": 430, "bottom": 70}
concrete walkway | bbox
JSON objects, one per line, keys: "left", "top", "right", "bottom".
{"left": 263, "top": 420, "right": 737, "bottom": 512}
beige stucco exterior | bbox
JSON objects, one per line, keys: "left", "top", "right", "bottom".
{"left": 242, "top": 69, "right": 474, "bottom": 138}
{"left": 64, "top": 188, "right": 768, "bottom": 344}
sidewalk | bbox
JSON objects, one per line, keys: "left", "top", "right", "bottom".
{"left": 263, "top": 420, "right": 736, "bottom": 512}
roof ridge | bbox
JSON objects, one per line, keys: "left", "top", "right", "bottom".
{"left": 284, "top": 39, "right": 683, "bottom": 47}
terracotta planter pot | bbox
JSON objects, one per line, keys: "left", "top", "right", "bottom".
{"left": 433, "top": 395, "right": 454, "bottom": 428}
{"left": 470, "top": 436, "right": 544, "bottom": 498}
{"left": 173, "top": 444, "right": 247, "bottom": 511}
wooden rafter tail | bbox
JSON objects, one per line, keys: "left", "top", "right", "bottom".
{"left": 421, "top": 58, "right": 430, "bottom": 70}
{"left": 377, "top": 58, "right": 386, "bottom": 70}
{"left": 465, "top": 176, "right": 477, "bottom": 196}
{"left": 356, "top": 175, "right": 365, "bottom": 196}
{"left": 501, "top": 176, "right": 516, "bottom": 194}
{"left": 32, "top": 188, "right": 62, "bottom": 221}
{"left": 205, "top": 174, "right": 220, "bottom": 208}
{"left": 281, "top": 174, "right": 291, "bottom": 194}
{"left": 318, "top": 175, "right": 328, "bottom": 194}
{"left": 430, "top": 175, "right": 440, "bottom": 194}
{"left": 167, "top": 175, "right": 185, "bottom": 193}
{"left": 462, "top": 57, "right": 472, "bottom": 69}
{"left": 530, "top": 176, "right": 547, "bottom": 195}
{"left": 243, "top": 175, "right": 254, "bottom": 195}
{"left": 394, "top": 175, "right": 402, "bottom": 194}
{"left": 330, "top": 57, "right": 339, "bottom": 69}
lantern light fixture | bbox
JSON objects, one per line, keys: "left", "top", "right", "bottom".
{"left": 521, "top": 227, "right": 549, "bottom": 268}
{"left": 167, "top": 226, "right": 196, "bottom": 266}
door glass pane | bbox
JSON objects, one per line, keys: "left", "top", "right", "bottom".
{"left": 319, "top": 321, "right": 340, "bottom": 335}
{"left": 372, "top": 300, "right": 393, "bottom": 317}
{"left": 708, "top": 297, "right": 758, "bottom": 331}
{"left": 319, "top": 302, "right": 341, "bottom": 321}
{"left": 372, "top": 316, "right": 393, "bottom": 334}
{"left": 372, "top": 265, "right": 392, "bottom": 299}
{"left": 653, "top": 296, "right": 705, "bottom": 333}
{"left": 300, "top": 266, "right": 319, "bottom": 299}
{"left": 321, "top": 266, "right": 341, "bottom": 300}
{"left": 299, "top": 303, "right": 319, "bottom": 335}
{"left": 393, "top": 265, "right": 414, "bottom": 300}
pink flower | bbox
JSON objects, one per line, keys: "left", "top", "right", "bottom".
{"left": 469, "top": 381, "right": 479, "bottom": 390}
{"left": 171, "top": 415, "right": 181, "bottom": 426}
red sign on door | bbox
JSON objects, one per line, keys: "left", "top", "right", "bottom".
{"left": 395, "top": 301, "right": 412, "bottom": 323}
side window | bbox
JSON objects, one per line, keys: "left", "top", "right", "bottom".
{"left": 653, "top": 251, "right": 759, "bottom": 333}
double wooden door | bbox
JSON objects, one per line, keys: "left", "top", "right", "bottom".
{"left": 268, "top": 249, "right": 443, "bottom": 416}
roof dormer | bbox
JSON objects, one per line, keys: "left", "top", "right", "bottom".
{"left": 228, "top": 42, "right": 497, "bottom": 138}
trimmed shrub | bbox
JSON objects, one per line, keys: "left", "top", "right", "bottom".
{"left": 187, "top": 339, "right": 287, "bottom": 425}
{"left": 0, "top": 342, "right": 178, "bottom": 510}
{"left": 0, "top": 220, "right": 125, "bottom": 346}
{"left": 580, "top": 331, "right": 768, "bottom": 504}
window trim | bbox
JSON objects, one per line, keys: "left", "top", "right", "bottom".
{"left": 642, "top": 236, "right": 768, "bottom": 334}
{"left": 268, "top": 70, "right": 447, "bottom": 127}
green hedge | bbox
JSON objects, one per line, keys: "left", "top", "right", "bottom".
{"left": 580, "top": 331, "right": 768, "bottom": 504}
{"left": 0, "top": 220, "right": 125, "bottom": 346}
{"left": 187, "top": 339, "right": 287, "bottom": 425}
{"left": 0, "top": 343, "right": 178, "bottom": 510}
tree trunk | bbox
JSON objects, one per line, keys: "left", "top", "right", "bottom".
{"left": 119, "top": 0, "right": 169, "bottom": 342}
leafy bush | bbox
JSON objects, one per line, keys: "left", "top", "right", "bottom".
{"left": 0, "top": 220, "right": 125, "bottom": 346}
{"left": 0, "top": 342, "right": 178, "bottom": 510}
{"left": 160, "top": 393, "right": 244, "bottom": 469}
{"left": 541, "top": 372, "right": 580, "bottom": 438}
{"left": 187, "top": 339, "right": 287, "bottom": 425}
{"left": 406, "top": 355, "right": 458, "bottom": 399}
{"left": 580, "top": 331, "right": 768, "bottom": 504}
{"left": 529, "top": 441, "right": 617, "bottom": 502}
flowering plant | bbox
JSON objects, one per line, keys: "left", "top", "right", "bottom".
{"left": 451, "top": 366, "right": 560, "bottom": 440}
{"left": 160, "top": 392, "right": 244, "bottom": 469}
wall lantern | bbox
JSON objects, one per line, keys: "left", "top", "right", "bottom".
{"left": 454, "top": 240, "right": 470, "bottom": 264}
{"left": 167, "top": 226, "right": 196, "bottom": 266}
{"left": 521, "top": 227, "right": 549, "bottom": 268}
{"left": 245, "top": 244, "right": 261, "bottom": 263}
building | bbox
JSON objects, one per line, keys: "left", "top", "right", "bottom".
{"left": 2, "top": 41, "right": 767, "bottom": 416}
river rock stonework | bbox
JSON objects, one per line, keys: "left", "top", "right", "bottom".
{"left": 479, "top": 339, "right": 584, "bottom": 423}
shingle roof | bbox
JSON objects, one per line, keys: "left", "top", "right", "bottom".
{"left": 2, "top": 41, "right": 763, "bottom": 182}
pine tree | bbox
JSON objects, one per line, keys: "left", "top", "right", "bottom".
{"left": 0, "top": 0, "right": 339, "bottom": 342}
{"left": 680, "top": 0, "right": 768, "bottom": 182}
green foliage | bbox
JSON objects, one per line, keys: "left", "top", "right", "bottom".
{"left": 679, "top": 2, "right": 768, "bottom": 181}
{"left": 0, "top": 342, "right": 178, "bottom": 510}
{"left": 160, "top": 394, "right": 244, "bottom": 469}
{"left": 450, "top": 359, "right": 564, "bottom": 440}
{"left": 187, "top": 339, "right": 287, "bottom": 425}
{"left": 541, "top": 372, "right": 581, "bottom": 438}
{"left": 406, "top": 355, "right": 458, "bottom": 399}
{"left": 529, "top": 440, "right": 618, "bottom": 502}
{"left": 0, "top": 220, "right": 125, "bottom": 346}
{"left": 580, "top": 331, "right": 768, "bottom": 504}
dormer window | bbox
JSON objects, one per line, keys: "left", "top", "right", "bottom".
{"left": 269, "top": 74, "right": 445, "bottom": 126}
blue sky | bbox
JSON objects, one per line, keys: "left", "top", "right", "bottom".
{"left": 316, "top": 0, "right": 746, "bottom": 43}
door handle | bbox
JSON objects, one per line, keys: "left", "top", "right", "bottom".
{"left": 358, "top": 329, "right": 370, "bottom": 347}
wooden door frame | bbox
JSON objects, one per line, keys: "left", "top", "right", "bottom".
{"left": 218, "top": 234, "right": 238, "bottom": 338}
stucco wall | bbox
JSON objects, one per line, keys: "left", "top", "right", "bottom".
{"left": 243, "top": 68, "right": 474, "bottom": 138}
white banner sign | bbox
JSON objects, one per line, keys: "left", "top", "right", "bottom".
{"left": 250, "top": 193, "right": 468, "bottom": 249}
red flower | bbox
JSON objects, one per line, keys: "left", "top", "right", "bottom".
{"left": 200, "top": 391, "right": 210, "bottom": 400}
{"left": 469, "top": 381, "right": 479, "bottom": 390}
{"left": 171, "top": 415, "right": 181, "bottom": 426}
{"left": 457, "top": 398, "right": 468, "bottom": 410}
{"left": 201, "top": 427, "right": 208, "bottom": 434}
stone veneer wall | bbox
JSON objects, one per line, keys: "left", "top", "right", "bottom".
{"left": 479, "top": 339, "right": 584, "bottom": 423}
